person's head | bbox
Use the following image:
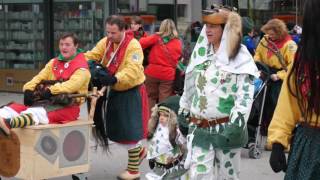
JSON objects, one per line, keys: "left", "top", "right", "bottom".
{"left": 202, "top": 7, "right": 242, "bottom": 58}
{"left": 58, "top": 32, "right": 79, "bottom": 59}
{"left": 158, "top": 109, "right": 169, "bottom": 126}
{"left": 242, "top": 17, "right": 254, "bottom": 37}
{"left": 105, "top": 15, "right": 126, "bottom": 43}
{"left": 261, "top": 19, "right": 288, "bottom": 41}
{"left": 130, "top": 16, "right": 144, "bottom": 32}
{"left": 158, "top": 19, "right": 179, "bottom": 39}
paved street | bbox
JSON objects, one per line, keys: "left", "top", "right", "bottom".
{"left": 0, "top": 92, "right": 285, "bottom": 180}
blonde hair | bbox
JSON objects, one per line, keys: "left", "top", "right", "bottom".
{"left": 157, "top": 19, "right": 179, "bottom": 38}
{"left": 261, "top": 19, "right": 288, "bottom": 40}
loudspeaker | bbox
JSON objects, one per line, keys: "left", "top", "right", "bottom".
{"left": 11, "top": 120, "right": 93, "bottom": 180}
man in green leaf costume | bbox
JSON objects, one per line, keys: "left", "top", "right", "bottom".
{"left": 179, "top": 6, "right": 259, "bottom": 180}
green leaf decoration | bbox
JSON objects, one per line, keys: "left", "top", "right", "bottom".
{"left": 223, "top": 150, "right": 230, "bottom": 154}
{"left": 224, "top": 161, "right": 232, "bottom": 168}
{"left": 240, "top": 100, "right": 247, "bottom": 107}
{"left": 244, "top": 76, "right": 250, "bottom": 83}
{"left": 229, "top": 152, "right": 236, "bottom": 158}
{"left": 197, "top": 35, "right": 204, "bottom": 44}
{"left": 196, "top": 164, "right": 207, "bottom": 173}
{"left": 197, "top": 155, "right": 205, "bottom": 162}
{"left": 243, "top": 85, "right": 249, "bottom": 92}
{"left": 221, "top": 87, "right": 227, "bottom": 93}
{"left": 225, "top": 77, "right": 232, "bottom": 83}
{"left": 199, "top": 96, "right": 208, "bottom": 112}
{"left": 234, "top": 112, "right": 245, "bottom": 126}
{"left": 243, "top": 93, "right": 250, "bottom": 100}
{"left": 211, "top": 77, "right": 218, "bottom": 84}
{"left": 198, "top": 47, "right": 206, "bottom": 56}
{"left": 197, "top": 74, "right": 207, "bottom": 92}
{"left": 192, "top": 93, "right": 199, "bottom": 108}
{"left": 229, "top": 169, "right": 234, "bottom": 175}
{"left": 217, "top": 95, "right": 235, "bottom": 114}
{"left": 231, "top": 84, "right": 238, "bottom": 93}
{"left": 201, "top": 148, "right": 209, "bottom": 154}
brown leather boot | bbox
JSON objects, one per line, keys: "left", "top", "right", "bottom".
{"left": 117, "top": 170, "right": 140, "bottom": 180}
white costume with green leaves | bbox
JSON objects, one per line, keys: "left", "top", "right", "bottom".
{"left": 146, "top": 124, "right": 188, "bottom": 180}
{"left": 180, "top": 25, "right": 259, "bottom": 180}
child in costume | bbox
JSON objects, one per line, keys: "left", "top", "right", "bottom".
{"left": 146, "top": 95, "right": 188, "bottom": 180}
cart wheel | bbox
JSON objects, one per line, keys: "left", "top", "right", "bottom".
{"left": 72, "top": 173, "right": 88, "bottom": 180}
{"left": 248, "top": 145, "right": 262, "bottom": 159}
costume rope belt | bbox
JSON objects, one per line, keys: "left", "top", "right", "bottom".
{"left": 151, "top": 154, "right": 184, "bottom": 169}
{"left": 189, "top": 117, "right": 229, "bottom": 128}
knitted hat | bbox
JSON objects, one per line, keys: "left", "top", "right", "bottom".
{"left": 242, "top": 17, "right": 254, "bottom": 35}
{"left": 147, "top": 95, "right": 180, "bottom": 147}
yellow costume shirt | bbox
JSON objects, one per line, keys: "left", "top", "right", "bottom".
{"left": 254, "top": 37, "right": 297, "bottom": 80}
{"left": 85, "top": 37, "right": 145, "bottom": 91}
{"left": 23, "top": 59, "right": 90, "bottom": 104}
{"left": 268, "top": 64, "right": 320, "bottom": 149}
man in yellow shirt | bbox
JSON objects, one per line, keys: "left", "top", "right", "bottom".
{"left": 0, "top": 33, "right": 90, "bottom": 135}
{"left": 85, "top": 15, "right": 148, "bottom": 180}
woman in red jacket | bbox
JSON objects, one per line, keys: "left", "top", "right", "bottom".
{"left": 140, "top": 19, "right": 182, "bottom": 112}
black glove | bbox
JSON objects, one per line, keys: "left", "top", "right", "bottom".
{"left": 24, "top": 90, "right": 34, "bottom": 106}
{"left": 40, "top": 89, "right": 53, "bottom": 100}
{"left": 148, "top": 159, "right": 155, "bottom": 170}
{"left": 51, "top": 94, "right": 72, "bottom": 105}
{"left": 269, "top": 143, "right": 287, "bottom": 173}
{"left": 98, "top": 73, "right": 117, "bottom": 86}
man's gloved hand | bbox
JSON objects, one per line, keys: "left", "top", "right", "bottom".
{"left": 97, "top": 73, "right": 117, "bottom": 86}
{"left": 269, "top": 143, "right": 287, "bottom": 173}
{"left": 51, "top": 94, "right": 72, "bottom": 105}
{"left": 40, "top": 89, "right": 53, "bottom": 100}
{"left": 24, "top": 90, "right": 34, "bottom": 106}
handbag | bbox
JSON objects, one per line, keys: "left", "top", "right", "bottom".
{"left": 158, "top": 39, "right": 185, "bottom": 95}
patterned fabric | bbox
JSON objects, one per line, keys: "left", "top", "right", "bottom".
{"left": 189, "top": 145, "right": 241, "bottom": 180}
{"left": 185, "top": 58, "right": 255, "bottom": 150}
{"left": 285, "top": 125, "right": 320, "bottom": 180}
{"left": 147, "top": 124, "right": 187, "bottom": 179}
{"left": 127, "top": 146, "right": 143, "bottom": 173}
{"left": 9, "top": 113, "right": 34, "bottom": 128}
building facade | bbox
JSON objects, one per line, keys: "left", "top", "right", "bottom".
{"left": 0, "top": 0, "right": 303, "bottom": 92}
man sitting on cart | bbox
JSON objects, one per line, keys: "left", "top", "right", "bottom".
{"left": 0, "top": 32, "right": 90, "bottom": 135}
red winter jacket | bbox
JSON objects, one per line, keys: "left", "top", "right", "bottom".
{"left": 140, "top": 34, "right": 182, "bottom": 80}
